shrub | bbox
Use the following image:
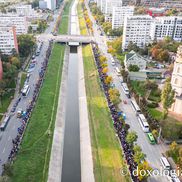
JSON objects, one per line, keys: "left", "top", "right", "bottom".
{"left": 147, "top": 102, "right": 158, "bottom": 108}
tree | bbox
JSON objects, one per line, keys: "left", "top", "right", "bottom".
{"left": 152, "top": 129, "right": 159, "bottom": 139}
{"left": 102, "top": 22, "right": 112, "bottom": 34}
{"left": 161, "top": 78, "right": 175, "bottom": 119}
{"left": 166, "top": 141, "right": 179, "bottom": 162}
{"left": 128, "top": 64, "right": 140, "bottom": 72}
{"left": 133, "top": 145, "right": 146, "bottom": 164}
{"left": 110, "top": 27, "right": 123, "bottom": 36}
{"left": 133, "top": 145, "right": 142, "bottom": 153}
{"left": 10, "top": 57, "right": 20, "bottom": 69}
{"left": 178, "top": 148, "right": 182, "bottom": 168}
{"left": 0, "top": 80, "right": 6, "bottom": 107}
{"left": 99, "top": 55, "right": 106, "bottom": 63}
{"left": 157, "top": 50, "right": 169, "bottom": 62}
{"left": 17, "top": 34, "right": 36, "bottom": 57}
{"left": 28, "top": 26, "right": 33, "bottom": 34}
{"left": 134, "top": 150, "right": 146, "bottom": 164}
{"left": 10, "top": 48, "right": 18, "bottom": 57}
{"left": 108, "top": 88, "right": 121, "bottom": 106}
{"left": 126, "top": 131, "right": 138, "bottom": 147}
{"left": 137, "top": 161, "right": 152, "bottom": 181}
{"left": 102, "top": 67, "right": 108, "bottom": 74}
{"left": 127, "top": 41, "right": 140, "bottom": 52}
{"left": 105, "top": 76, "right": 113, "bottom": 85}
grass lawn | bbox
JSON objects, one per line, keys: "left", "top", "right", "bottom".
{"left": 19, "top": 72, "right": 27, "bottom": 92}
{"left": 78, "top": 1, "right": 130, "bottom": 181}
{"left": 58, "top": 0, "right": 72, "bottom": 34}
{"left": 130, "top": 80, "right": 146, "bottom": 96}
{"left": 11, "top": 44, "right": 65, "bottom": 182}
{"left": 148, "top": 108, "right": 182, "bottom": 140}
{"left": 148, "top": 108, "right": 163, "bottom": 120}
{"left": 82, "top": 44, "right": 130, "bottom": 182}
{"left": 77, "top": 1, "right": 88, "bottom": 35}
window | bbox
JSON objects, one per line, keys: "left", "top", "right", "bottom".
{"left": 174, "top": 78, "right": 178, "bottom": 84}
{"left": 177, "top": 67, "right": 180, "bottom": 73}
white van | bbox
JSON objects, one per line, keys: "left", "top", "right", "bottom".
{"left": 111, "top": 57, "right": 115, "bottom": 66}
{"left": 160, "top": 157, "right": 171, "bottom": 170}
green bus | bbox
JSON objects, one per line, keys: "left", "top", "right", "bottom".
{"left": 147, "top": 132, "right": 156, "bottom": 144}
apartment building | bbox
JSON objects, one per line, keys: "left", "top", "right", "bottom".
{"left": 0, "top": 25, "right": 18, "bottom": 55}
{"left": 105, "top": 0, "right": 122, "bottom": 15}
{"left": 150, "top": 16, "right": 182, "bottom": 42}
{"left": 140, "top": 0, "right": 182, "bottom": 9}
{"left": 96, "top": 0, "right": 101, "bottom": 7}
{"left": 15, "top": 5, "right": 34, "bottom": 17}
{"left": 122, "top": 15, "right": 153, "bottom": 50}
{"left": 45, "top": 0, "right": 56, "bottom": 10}
{"left": 100, "top": 0, "right": 106, "bottom": 13}
{"left": 112, "top": 6, "right": 134, "bottom": 29}
{"left": 171, "top": 46, "right": 182, "bottom": 114}
{"left": 0, "top": 14, "right": 28, "bottom": 35}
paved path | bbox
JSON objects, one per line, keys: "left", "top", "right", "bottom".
{"left": 48, "top": 45, "right": 70, "bottom": 182}
{"left": 75, "top": 0, "right": 94, "bottom": 180}
{"left": 78, "top": 41, "right": 95, "bottom": 182}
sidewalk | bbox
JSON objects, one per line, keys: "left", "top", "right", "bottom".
{"left": 78, "top": 45, "right": 95, "bottom": 182}
{"left": 48, "top": 46, "right": 70, "bottom": 182}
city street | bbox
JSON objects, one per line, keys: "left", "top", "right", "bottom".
{"left": 0, "top": 10, "right": 59, "bottom": 174}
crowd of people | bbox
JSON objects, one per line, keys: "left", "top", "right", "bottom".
{"left": 92, "top": 43, "right": 139, "bottom": 182}
{"left": 7, "top": 41, "right": 53, "bottom": 164}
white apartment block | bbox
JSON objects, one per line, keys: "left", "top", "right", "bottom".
{"left": 150, "top": 16, "right": 182, "bottom": 42}
{"left": 112, "top": 6, "right": 134, "bottom": 29}
{"left": 15, "top": 5, "right": 34, "bottom": 17}
{"left": 0, "top": 14, "right": 28, "bottom": 35}
{"left": 96, "top": 0, "right": 101, "bottom": 7}
{"left": 122, "top": 15, "right": 153, "bottom": 50}
{"left": 45, "top": 0, "right": 56, "bottom": 10}
{"left": 100, "top": 0, "right": 106, "bottom": 13}
{"left": 105, "top": 0, "right": 122, "bottom": 15}
{"left": 0, "top": 25, "right": 18, "bottom": 55}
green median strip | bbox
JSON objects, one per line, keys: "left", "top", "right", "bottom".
{"left": 11, "top": 44, "right": 65, "bottom": 182}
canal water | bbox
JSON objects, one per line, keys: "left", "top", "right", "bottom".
{"left": 61, "top": 46, "right": 81, "bottom": 182}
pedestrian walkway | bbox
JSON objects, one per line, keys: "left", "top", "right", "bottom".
{"left": 48, "top": 46, "right": 70, "bottom": 182}
{"left": 78, "top": 45, "right": 95, "bottom": 182}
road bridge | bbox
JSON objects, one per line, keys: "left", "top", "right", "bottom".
{"left": 38, "top": 34, "right": 95, "bottom": 45}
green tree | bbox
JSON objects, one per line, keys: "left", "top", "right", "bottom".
{"left": 127, "top": 41, "right": 140, "bottom": 52}
{"left": 126, "top": 131, "right": 138, "bottom": 147}
{"left": 128, "top": 64, "right": 140, "bottom": 72}
{"left": 110, "top": 27, "right": 123, "bottom": 36}
{"left": 17, "top": 34, "right": 36, "bottom": 57}
{"left": 10, "top": 57, "right": 20, "bottom": 69}
{"left": 102, "top": 22, "right": 112, "bottom": 34}
{"left": 161, "top": 78, "right": 175, "bottom": 119}
{"left": 134, "top": 150, "right": 146, "bottom": 164}
{"left": 0, "top": 80, "right": 6, "bottom": 107}
{"left": 28, "top": 26, "right": 33, "bottom": 34}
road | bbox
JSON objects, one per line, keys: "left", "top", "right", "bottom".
{"left": 37, "top": 33, "right": 95, "bottom": 43}
{"left": 0, "top": 8, "right": 59, "bottom": 174}
{"left": 84, "top": 2, "right": 170, "bottom": 182}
